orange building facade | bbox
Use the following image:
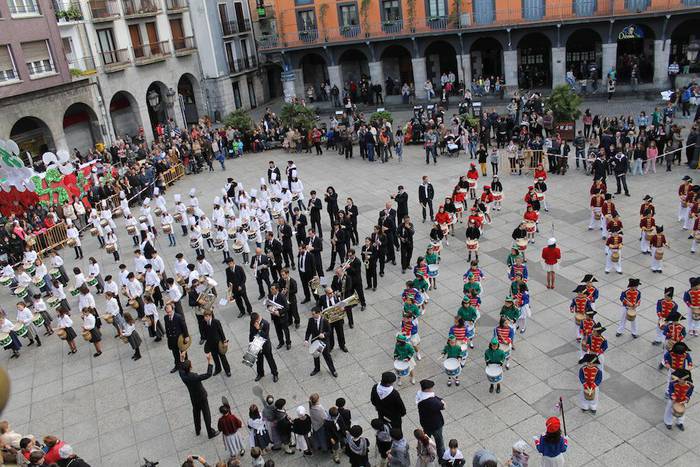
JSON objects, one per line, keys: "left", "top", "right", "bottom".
{"left": 251, "top": 0, "right": 700, "bottom": 99}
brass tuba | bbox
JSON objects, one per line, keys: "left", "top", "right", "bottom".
{"left": 321, "top": 292, "right": 361, "bottom": 323}
{"left": 309, "top": 276, "right": 323, "bottom": 296}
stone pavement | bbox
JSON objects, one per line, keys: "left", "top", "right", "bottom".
{"left": 2, "top": 119, "right": 700, "bottom": 467}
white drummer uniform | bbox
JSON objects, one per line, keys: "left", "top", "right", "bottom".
{"left": 23, "top": 249, "right": 37, "bottom": 264}
{"left": 190, "top": 225, "right": 203, "bottom": 249}
{"left": 89, "top": 210, "right": 104, "bottom": 237}
{"left": 257, "top": 208, "right": 272, "bottom": 233}
{"left": 154, "top": 189, "right": 167, "bottom": 213}
{"left": 140, "top": 201, "right": 155, "bottom": 228}
{"left": 174, "top": 258, "right": 189, "bottom": 283}
{"left": 78, "top": 290, "right": 96, "bottom": 311}
{"left": 249, "top": 218, "right": 263, "bottom": 244}
{"left": 125, "top": 215, "right": 138, "bottom": 235}
{"left": 66, "top": 223, "right": 81, "bottom": 247}
{"left": 145, "top": 269, "right": 161, "bottom": 295}
{"left": 105, "top": 230, "right": 119, "bottom": 253}
{"left": 212, "top": 203, "right": 226, "bottom": 227}
{"left": 119, "top": 191, "right": 131, "bottom": 218}
{"left": 235, "top": 230, "right": 251, "bottom": 255}
{"left": 133, "top": 254, "right": 148, "bottom": 277}
{"left": 291, "top": 179, "right": 304, "bottom": 202}
{"left": 197, "top": 258, "right": 214, "bottom": 278}
{"left": 74, "top": 272, "right": 87, "bottom": 290}
{"left": 151, "top": 253, "right": 166, "bottom": 279}
{"left": 16, "top": 306, "right": 38, "bottom": 340}
{"left": 187, "top": 269, "right": 201, "bottom": 289}
{"left": 100, "top": 201, "right": 117, "bottom": 231}
{"left": 88, "top": 262, "right": 101, "bottom": 288}
{"left": 215, "top": 228, "right": 229, "bottom": 252}
{"left": 174, "top": 197, "right": 189, "bottom": 229}
{"left": 162, "top": 213, "right": 175, "bottom": 231}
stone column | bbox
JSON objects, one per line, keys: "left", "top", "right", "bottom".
{"left": 369, "top": 61, "right": 384, "bottom": 89}
{"left": 327, "top": 65, "right": 343, "bottom": 91}
{"left": 602, "top": 42, "right": 617, "bottom": 79}
{"left": 552, "top": 47, "right": 566, "bottom": 88}
{"left": 293, "top": 68, "right": 305, "bottom": 100}
{"left": 653, "top": 39, "right": 671, "bottom": 89}
{"left": 503, "top": 49, "right": 518, "bottom": 90}
{"left": 281, "top": 68, "right": 302, "bottom": 103}
{"left": 458, "top": 54, "right": 471, "bottom": 86}
{"left": 412, "top": 57, "right": 428, "bottom": 100}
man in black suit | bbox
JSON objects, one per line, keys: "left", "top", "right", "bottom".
{"left": 225, "top": 258, "right": 253, "bottom": 318}
{"left": 292, "top": 207, "right": 308, "bottom": 247}
{"left": 179, "top": 352, "right": 219, "bottom": 438}
{"left": 391, "top": 185, "right": 409, "bottom": 224}
{"left": 346, "top": 248, "right": 366, "bottom": 310}
{"left": 307, "top": 191, "right": 323, "bottom": 238}
{"left": 418, "top": 175, "right": 435, "bottom": 223}
{"left": 202, "top": 309, "right": 230, "bottom": 377}
{"left": 305, "top": 228, "right": 324, "bottom": 277}
{"left": 249, "top": 312, "right": 279, "bottom": 382}
{"left": 304, "top": 307, "right": 337, "bottom": 377}
{"left": 327, "top": 222, "right": 349, "bottom": 271}
{"left": 297, "top": 243, "right": 316, "bottom": 304}
{"left": 250, "top": 247, "right": 272, "bottom": 300}
{"left": 264, "top": 231, "right": 284, "bottom": 282}
{"left": 164, "top": 303, "right": 189, "bottom": 373}
{"left": 267, "top": 284, "right": 291, "bottom": 349}
{"left": 276, "top": 217, "right": 295, "bottom": 269}
{"left": 278, "top": 268, "right": 300, "bottom": 328}
{"left": 378, "top": 202, "right": 398, "bottom": 264}
{"left": 319, "top": 286, "right": 348, "bottom": 352}
{"left": 267, "top": 161, "right": 281, "bottom": 184}
{"left": 397, "top": 216, "right": 415, "bottom": 273}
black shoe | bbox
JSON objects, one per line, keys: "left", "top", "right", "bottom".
{"left": 349, "top": 323, "right": 354, "bottom": 329}
{"left": 341, "top": 347, "right": 349, "bottom": 353}
{"left": 326, "top": 266, "right": 334, "bottom": 272}
{"left": 301, "top": 298, "right": 310, "bottom": 304}
{"left": 677, "top": 424, "right": 685, "bottom": 431}
{"left": 199, "top": 339, "right": 205, "bottom": 345}
{"left": 213, "top": 370, "right": 222, "bottom": 376}
{"left": 295, "top": 323, "right": 300, "bottom": 329}
{"left": 361, "top": 305, "right": 366, "bottom": 311}
{"left": 225, "top": 371, "right": 231, "bottom": 377}
{"left": 276, "top": 343, "right": 285, "bottom": 349}
{"left": 257, "top": 295, "right": 265, "bottom": 300}
{"left": 93, "top": 351, "right": 102, "bottom": 357}
{"left": 632, "top": 334, "right": 638, "bottom": 339}
{"left": 28, "top": 340, "right": 34, "bottom": 346}
{"left": 237, "top": 312, "right": 245, "bottom": 318}
{"left": 286, "top": 344, "right": 291, "bottom": 350}
{"left": 154, "top": 337, "right": 162, "bottom": 342}
{"left": 665, "top": 424, "right": 672, "bottom": 430}
{"left": 616, "top": 332, "right": 622, "bottom": 337}
{"left": 489, "top": 384, "right": 494, "bottom": 393}
{"left": 170, "top": 367, "right": 178, "bottom": 373}
{"left": 255, "top": 375, "right": 264, "bottom": 381}
{"left": 496, "top": 384, "right": 501, "bottom": 393}
{"left": 365, "top": 286, "right": 372, "bottom": 290}
{"left": 331, "top": 371, "right": 338, "bottom": 377}
{"left": 208, "top": 430, "right": 220, "bottom": 439}
{"left": 310, "top": 369, "right": 320, "bottom": 376}
{"left": 273, "top": 374, "right": 279, "bottom": 382}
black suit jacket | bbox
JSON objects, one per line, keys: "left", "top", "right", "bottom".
{"left": 308, "top": 198, "right": 323, "bottom": 221}
{"left": 164, "top": 313, "right": 189, "bottom": 350}
{"left": 379, "top": 210, "right": 397, "bottom": 234}
{"left": 226, "top": 264, "right": 247, "bottom": 291}
{"left": 250, "top": 254, "right": 270, "bottom": 278}
{"left": 279, "top": 224, "right": 294, "bottom": 248}
{"left": 249, "top": 318, "right": 271, "bottom": 342}
{"left": 278, "top": 277, "right": 298, "bottom": 302}
{"left": 179, "top": 364, "right": 213, "bottom": 403}
{"left": 393, "top": 192, "right": 409, "bottom": 217}
{"left": 267, "top": 167, "right": 281, "bottom": 183}
{"left": 418, "top": 183, "right": 434, "bottom": 203}
{"left": 267, "top": 292, "right": 289, "bottom": 320}
{"left": 305, "top": 316, "right": 331, "bottom": 343}
{"left": 344, "top": 205, "right": 359, "bottom": 226}
{"left": 297, "top": 252, "right": 316, "bottom": 277}
{"left": 306, "top": 235, "right": 323, "bottom": 253}
{"left": 202, "top": 318, "right": 226, "bottom": 353}
{"left": 331, "top": 275, "right": 353, "bottom": 298}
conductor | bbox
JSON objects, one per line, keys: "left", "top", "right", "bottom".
{"left": 179, "top": 352, "right": 219, "bottom": 438}
{"left": 304, "top": 307, "right": 338, "bottom": 377}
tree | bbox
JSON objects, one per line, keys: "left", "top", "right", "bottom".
{"left": 544, "top": 85, "right": 582, "bottom": 122}
{"left": 370, "top": 110, "right": 394, "bottom": 127}
{"left": 223, "top": 109, "right": 254, "bottom": 132}
{"left": 280, "top": 103, "right": 317, "bottom": 132}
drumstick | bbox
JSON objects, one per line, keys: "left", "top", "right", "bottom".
{"left": 558, "top": 396, "right": 568, "bottom": 436}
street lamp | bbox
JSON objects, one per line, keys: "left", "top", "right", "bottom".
{"left": 687, "top": 40, "right": 700, "bottom": 64}
{"left": 147, "top": 89, "right": 160, "bottom": 109}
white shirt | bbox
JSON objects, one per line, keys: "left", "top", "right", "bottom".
{"left": 134, "top": 256, "right": 148, "bottom": 274}
{"left": 35, "top": 263, "right": 48, "bottom": 278}
{"left": 122, "top": 322, "right": 135, "bottom": 336}
{"left": 16, "top": 307, "right": 32, "bottom": 325}
{"left": 74, "top": 273, "right": 86, "bottom": 289}
{"left": 23, "top": 250, "right": 38, "bottom": 263}
{"left": 88, "top": 263, "right": 100, "bottom": 278}
{"left": 144, "top": 303, "right": 158, "bottom": 320}
{"left": 197, "top": 260, "right": 213, "bottom": 277}
{"left": 167, "top": 284, "right": 182, "bottom": 302}
{"left": 187, "top": 270, "right": 200, "bottom": 288}
{"left": 33, "top": 299, "right": 47, "bottom": 313}
{"left": 119, "top": 270, "right": 130, "bottom": 287}
{"left": 150, "top": 255, "right": 165, "bottom": 274}
{"left": 79, "top": 292, "right": 96, "bottom": 311}
{"left": 0, "top": 319, "right": 14, "bottom": 333}
{"left": 83, "top": 313, "right": 96, "bottom": 330}
{"left": 126, "top": 279, "right": 143, "bottom": 298}
{"left": 174, "top": 259, "right": 189, "bottom": 278}
{"left": 52, "top": 284, "right": 66, "bottom": 300}
{"left": 145, "top": 270, "right": 160, "bottom": 287}
{"left": 104, "top": 280, "right": 118, "bottom": 296}
{"left": 57, "top": 315, "right": 73, "bottom": 329}
{"left": 16, "top": 272, "right": 32, "bottom": 287}
{"left": 2, "top": 265, "right": 15, "bottom": 278}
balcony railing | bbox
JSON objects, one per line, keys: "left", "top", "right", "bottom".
{"left": 221, "top": 20, "right": 239, "bottom": 36}
{"left": 122, "top": 0, "right": 160, "bottom": 17}
{"left": 99, "top": 48, "right": 131, "bottom": 71}
{"left": 133, "top": 41, "right": 170, "bottom": 63}
{"left": 9, "top": 0, "right": 40, "bottom": 15}
{"left": 165, "top": 0, "right": 187, "bottom": 12}
{"left": 89, "top": 0, "right": 120, "bottom": 20}
{"left": 257, "top": 0, "right": 699, "bottom": 51}
{"left": 173, "top": 36, "right": 196, "bottom": 54}
{"left": 339, "top": 25, "right": 361, "bottom": 38}
{"left": 67, "top": 56, "right": 97, "bottom": 78}
{"left": 228, "top": 56, "right": 258, "bottom": 74}
{"left": 426, "top": 16, "right": 449, "bottom": 30}
{"left": 27, "top": 62, "right": 56, "bottom": 77}
{"left": 381, "top": 19, "right": 403, "bottom": 34}
{"left": 53, "top": 0, "right": 84, "bottom": 21}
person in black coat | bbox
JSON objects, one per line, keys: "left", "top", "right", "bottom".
{"left": 304, "top": 307, "right": 337, "bottom": 377}
{"left": 267, "top": 284, "right": 291, "bottom": 349}
{"left": 346, "top": 249, "right": 366, "bottom": 309}
{"left": 276, "top": 217, "right": 296, "bottom": 269}
{"left": 307, "top": 191, "right": 323, "bottom": 238}
{"left": 397, "top": 216, "right": 414, "bottom": 273}
{"left": 164, "top": 304, "right": 189, "bottom": 373}
{"left": 305, "top": 229, "right": 324, "bottom": 277}
{"left": 370, "top": 372, "right": 406, "bottom": 429}
{"left": 391, "top": 186, "right": 409, "bottom": 223}
{"left": 418, "top": 176, "right": 435, "bottom": 222}
{"left": 225, "top": 258, "right": 253, "bottom": 318}
{"left": 320, "top": 285, "right": 349, "bottom": 350}
{"left": 325, "top": 186, "right": 340, "bottom": 226}
{"left": 328, "top": 222, "right": 349, "bottom": 270}
{"left": 292, "top": 207, "right": 308, "bottom": 247}
{"left": 249, "top": 312, "right": 279, "bottom": 382}
{"left": 344, "top": 198, "right": 359, "bottom": 245}
{"left": 278, "top": 268, "right": 300, "bottom": 328}
{"left": 611, "top": 150, "right": 630, "bottom": 196}
{"left": 416, "top": 379, "right": 446, "bottom": 459}
{"left": 250, "top": 247, "right": 272, "bottom": 299}
{"left": 297, "top": 243, "right": 316, "bottom": 304}
{"left": 179, "top": 353, "right": 219, "bottom": 438}
{"left": 267, "top": 161, "right": 281, "bottom": 184}
{"left": 592, "top": 152, "right": 607, "bottom": 182}
{"left": 202, "top": 310, "right": 230, "bottom": 377}
{"left": 264, "top": 232, "right": 284, "bottom": 282}
{"left": 379, "top": 203, "right": 399, "bottom": 259}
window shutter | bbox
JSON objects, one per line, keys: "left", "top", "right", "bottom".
{"left": 22, "top": 40, "right": 50, "bottom": 62}
{"left": 0, "top": 46, "right": 14, "bottom": 71}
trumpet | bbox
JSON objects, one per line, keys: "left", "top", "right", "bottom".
{"left": 266, "top": 298, "right": 284, "bottom": 316}
{"left": 340, "top": 258, "right": 352, "bottom": 272}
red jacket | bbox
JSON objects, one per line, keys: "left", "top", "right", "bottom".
{"left": 541, "top": 246, "right": 561, "bottom": 265}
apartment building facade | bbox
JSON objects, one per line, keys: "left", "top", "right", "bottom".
{"left": 254, "top": 0, "right": 700, "bottom": 100}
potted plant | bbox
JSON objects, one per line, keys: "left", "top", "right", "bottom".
{"left": 280, "top": 103, "right": 317, "bottom": 133}
{"left": 370, "top": 110, "right": 394, "bottom": 127}
{"left": 65, "top": 5, "right": 83, "bottom": 21}
{"left": 406, "top": 0, "right": 416, "bottom": 32}
{"left": 223, "top": 109, "right": 254, "bottom": 132}
{"left": 544, "top": 85, "right": 582, "bottom": 139}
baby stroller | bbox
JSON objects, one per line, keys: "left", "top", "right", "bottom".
{"left": 444, "top": 135, "right": 460, "bottom": 157}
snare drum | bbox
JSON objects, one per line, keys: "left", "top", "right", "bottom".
{"left": 272, "top": 210, "right": 282, "bottom": 219}
{"left": 24, "top": 263, "right": 35, "bottom": 275}
{"left": 625, "top": 307, "right": 637, "bottom": 321}
{"left": 485, "top": 364, "right": 503, "bottom": 383}
{"left": 0, "top": 333, "right": 11, "bottom": 348}
{"left": 214, "top": 239, "right": 225, "bottom": 250}
{"left": 516, "top": 238, "right": 528, "bottom": 251}
{"left": 583, "top": 387, "right": 596, "bottom": 401}
{"left": 443, "top": 358, "right": 461, "bottom": 377}
{"left": 32, "top": 277, "right": 45, "bottom": 289}
{"left": 14, "top": 287, "right": 27, "bottom": 299}
{"left": 524, "top": 221, "right": 536, "bottom": 234}
{"left": 138, "top": 216, "right": 147, "bottom": 224}
{"left": 232, "top": 240, "right": 244, "bottom": 254}
{"left": 189, "top": 238, "right": 201, "bottom": 249}
{"left": 174, "top": 213, "right": 183, "bottom": 223}
{"left": 292, "top": 193, "right": 300, "bottom": 201}
{"left": 201, "top": 228, "right": 211, "bottom": 239}
{"left": 466, "top": 240, "right": 479, "bottom": 251}
{"left": 593, "top": 208, "right": 602, "bottom": 220}
{"left": 186, "top": 206, "right": 194, "bottom": 215}
{"left": 430, "top": 241, "right": 442, "bottom": 254}
{"left": 32, "top": 314, "right": 45, "bottom": 327}
{"left": 611, "top": 249, "right": 620, "bottom": 263}
{"left": 654, "top": 248, "right": 664, "bottom": 261}
{"left": 162, "top": 224, "right": 172, "bottom": 234}
{"left": 427, "top": 264, "right": 439, "bottom": 278}
{"left": 413, "top": 291, "right": 425, "bottom": 306}
{"left": 112, "top": 207, "right": 123, "bottom": 218}
{"left": 246, "top": 229, "right": 257, "bottom": 240}
{"left": 106, "top": 244, "right": 116, "bottom": 254}
{"left": 99, "top": 218, "right": 108, "bottom": 228}
{"left": 13, "top": 323, "right": 27, "bottom": 338}
{"left": 0, "top": 276, "right": 13, "bottom": 287}
{"left": 691, "top": 306, "right": 700, "bottom": 321}
{"left": 126, "top": 225, "right": 137, "bottom": 235}
{"left": 50, "top": 268, "right": 62, "bottom": 279}
{"left": 574, "top": 312, "right": 585, "bottom": 325}
{"left": 228, "top": 228, "right": 237, "bottom": 239}
{"left": 153, "top": 207, "right": 163, "bottom": 217}
{"left": 47, "top": 297, "right": 59, "bottom": 308}
{"left": 87, "top": 276, "right": 98, "bottom": 287}
{"left": 498, "top": 342, "right": 512, "bottom": 359}
{"left": 309, "top": 340, "right": 327, "bottom": 358}
{"left": 393, "top": 360, "right": 411, "bottom": 377}
{"left": 81, "top": 330, "right": 92, "bottom": 341}
{"left": 460, "top": 343, "right": 469, "bottom": 358}
{"left": 467, "top": 179, "right": 476, "bottom": 189}
{"left": 493, "top": 192, "right": 503, "bottom": 201}
{"left": 672, "top": 402, "right": 686, "bottom": 418}
{"left": 56, "top": 328, "right": 67, "bottom": 340}
{"left": 67, "top": 238, "right": 77, "bottom": 247}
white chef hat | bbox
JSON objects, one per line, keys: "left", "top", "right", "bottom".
{"left": 281, "top": 181, "right": 289, "bottom": 189}
{"left": 260, "top": 177, "right": 266, "bottom": 186}
{"left": 250, "top": 189, "right": 258, "bottom": 197}
{"left": 174, "top": 194, "right": 181, "bottom": 202}
{"left": 153, "top": 187, "right": 160, "bottom": 196}
{"left": 214, "top": 196, "right": 221, "bottom": 205}
{"left": 189, "top": 188, "right": 196, "bottom": 196}
{"left": 143, "top": 198, "right": 151, "bottom": 206}
{"left": 119, "top": 191, "right": 126, "bottom": 200}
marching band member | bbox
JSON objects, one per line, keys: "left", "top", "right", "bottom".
{"left": 32, "top": 294, "right": 53, "bottom": 336}
{"left": 491, "top": 175, "right": 503, "bottom": 211}
{"left": 143, "top": 294, "right": 164, "bottom": 341}
{"left": 211, "top": 197, "right": 225, "bottom": 227}
{"left": 600, "top": 194, "right": 616, "bottom": 239}
{"left": 267, "top": 283, "right": 291, "bottom": 350}
{"left": 515, "top": 283, "right": 530, "bottom": 334}
{"left": 56, "top": 308, "right": 78, "bottom": 355}
{"left": 604, "top": 229, "right": 624, "bottom": 274}
{"left": 140, "top": 199, "right": 156, "bottom": 237}
{"left": 174, "top": 194, "right": 189, "bottom": 236}
{"left": 678, "top": 176, "right": 692, "bottom": 222}
{"left": 683, "top": 277, "right": 700, "bottom": 336}
{"left": 485, "top": 338, "right": 506, "bottom": 393}
{"left": 121, "top": 312, "right": 142, "bottom": 361}
{"left": 588, "top": 190, "right": 604, "bottom": 231}
{"left": 584, "top": 323, "right": 608, "bottom": 374}
{"left": 465, "top": 219, "right": 480, "bottom": 262}
{"left": 425, "top": 246, "right": 439, "bottom": 290}
{"left": 78, "top": 285, "right": 96, "bottom": 316}
{"left": 659, "top": 310, "right": 687, "bottom": 369}
{"left": 534, "top": 177, "right": 548, "bottom": 212}
{"left": 125, "top": 214, "right": 140, "bottom": 246}
{"left": 581, "top": 274, "right": 599, "bottom": 311}
{"left": 51, "top": 279, "right": 70, "bottom": 312}
{"left": 463, "top": 273, "right": 482, "bottom": 298}
{"left": 215, "top": 225, "right": 231, "bottom": 263}
{"left": 435, "top": 206, "right": 451, "bottom": 245}
{"left": 16, "top": 302, "right": 40, "bottom": 347}
{"left": 466, "top": 163, "right": 479, "bottom": 199}
{"left": 319, "top": 286, "right": 348, "bottom": 351}
{"left": 683, "top": 185, "right": 699, "bottom": 232}
{"left": 648, "top": 225, "right": 667, "bottom": 273}
{"left": 452, "top": 185, "right": 466, "bottom": 223}
{"left": 449, "top": 316, "right": 471, "bottom": 358}
{"left": 290, "top": 172, "right": 305, "bottom": 211}
{"left": 81, "top": 307, "right": 102, "bottom": 357}
{"left": 664, "top": 369, "right": 693, "bottom": 431}
{"left": 154, "top": 187, "right": 167, "bottom": 216}
{"left": 125, "top": 272, "right": 145, "bottom": 318}
{"left": 104, "top": 290, "right": 124, "bottom": 338}
{"left": 144, "top": 264, "right": 164, "bottom": 308}
{"left": 89, "top": 209, "right": 105, "bottom": 247}
{"left": 119, "top": 190, "right": 131, "bottom": 218}
{"left": 104, "top": 226, "right": 120, "bottom": 261}
{"left": 523, "top": 204, "right": 539, "bottom": 244}
{"left": 278, "top": 268, "right": 300, "bottom": 328}
{"left": 639, "top": 209, "right": 655, "bottom": 255}
{"left": 48, "top": 250, "right": 69, "bottom": 285}
{"left": 33, "top": 258, "right": 51, "bottom": 295}
{"left": 133, "top": 250, "right": 148, "bottom": 279}
{"left": 441, "top": 334, "right": 463, "bottom": 387}
{"left": 188, "top": 188, "right": 202, "bottom": 222}
{"left": 508, "top": 255, "right": 528, "bottom": 282}
{"left": 100, "top": 200, "right": 117, "bottom": 231}
{"left": 190, "top": 225, "right": 205, "bottom": 258}
{"left": 578, "top": 354, "right": 602, "bottom": 414}
{"left": 200, "top": 214, "right": 215, "bottom": 250}
{"left": 202, "top": 309, "right": 231, "bottom": 377}
{"left": 401, "top": 311, "right": 421, "bottom": 359}
{"left": 579, "top": 309, "right": 596, "bottom": 357}
{"left": 0, "top": 315, "right": 21, "bottom": 358}
{"left": 640, "top": 195, "right": 655, "bottom": 219}
{"left": 304, "top": 308, "right": 336, "bottom": 378}
{"left": 655, "top": 287, "right": 678, "bottom": 346}
{"left": 66, "top": 219, "right": 83, "bottom": 259}
{"left": 393, "top": 333, "right": 416, "bottom": 386}
{"left": 523, "top": 185, "right": 541, "bottom": 213}
{"left": 361, "top": 237, "right": 378, "bottom": 291}
{"left": 571, "top": 285, "right": 593, "bottom": 341}
{"left": 494, "top": 316, "right": 514, "bottom": 369}
{"left": 87, "top": 257, "right": 105, "bottom": 294}
{"left": 616, "top": 278, "right": 641, "bottom": 338}
{"left": 161, "top": 211, "right": 176, "bottom": 247}
{"left": 663, "top": 342, "right": 692, "bottom": 385}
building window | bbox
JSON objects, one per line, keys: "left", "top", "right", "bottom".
{"left": 232, "top": 81, "right": 242, "bottom": 109}
{"left": 426, "top": 0, "right": 446, "bottom": 17}
{"left": 381, "top": 0, "right": 401, "bottom": 21}
{"left": 21, "top": 40, "right": 54, "bottom": 76}
{"left": 0, "top": 45, "right": 19, "bottom": 82}
{"left": 338, "top": 3, "right": 358, "bottom": 27}
{"left": 97, "top": 28, "right": 118, "bottom": 63}
{"left": 296, "top": 9, "right": 316, "bottom": 31}
{"left": 294, "top": 0, "right": 314, "bottom": 5}
{"left": 8, "top": 0, "right": 40, "bottom": 16}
